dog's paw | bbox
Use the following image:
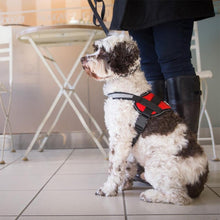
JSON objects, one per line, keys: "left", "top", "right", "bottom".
{"left": 95, "top": 186, "right": 118, "bottom": 197}
{"left": 119, "top": 179, "right": 133, "bottom": 191}
{"left": 95, "top": 188, "right": 106, "bottom": 196}
{"left": 140, "top": 189, "right": 163, "bottom": 203}
{"left": 140, "top": 191, "right": 153, "bottom": 203}
{"left": 140, "top": 189, "right": 192, "bottom": 205}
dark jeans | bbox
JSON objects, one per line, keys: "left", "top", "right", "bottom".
{"left": 129, "top": 20, "right": 195, "bottom": 81}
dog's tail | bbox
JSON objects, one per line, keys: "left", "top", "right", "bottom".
{"left": 186, "top": 164, "right": 209, "bottom": 198}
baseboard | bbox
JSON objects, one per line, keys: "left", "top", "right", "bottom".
{"left": 1, "top": 127, "right": 219, "bottom": 150}
{"left": 1, "top": 131, "right": 108, "bottom": 150}
{"left": 198, "top": 127, "right": 220, "bottom": 145}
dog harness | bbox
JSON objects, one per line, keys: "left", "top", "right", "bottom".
{"left": 107, "top": 92, "right": 172, "bottom": 146}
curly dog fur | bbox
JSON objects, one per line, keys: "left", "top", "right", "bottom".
{"left": 81, "top": 34, "right": 208, "bottom": 205}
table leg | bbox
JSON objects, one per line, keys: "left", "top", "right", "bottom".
{"left": 22, "top": 90, "right": 63, "bottom": 160}
{"left": 38, "top": 48, "right": 109, "bottom": 152}
{"left": 23, "top": 34, "right": 107, "bottom": 159}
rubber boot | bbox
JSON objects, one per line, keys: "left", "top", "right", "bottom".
{"left": 166, "top": 75, "right": 201, "bottom": 135}
{"left": 148, "top": 79, "right": 167, "bottom": 101}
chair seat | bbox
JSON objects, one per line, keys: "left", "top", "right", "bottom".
{"left": 196, "top": 70, "right": 213, "bottom": 79}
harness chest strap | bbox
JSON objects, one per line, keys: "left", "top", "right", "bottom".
{"left": 107, "top": 92, "right": 171, "bottom": 146}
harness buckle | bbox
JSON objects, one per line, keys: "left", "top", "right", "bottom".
{"left": 135, "top": 114, "right": 148, "bottom": 134}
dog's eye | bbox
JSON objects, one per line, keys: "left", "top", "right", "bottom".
{"left": 93, "top": 44, "right": 98, "bottom": 52}
{"left": 99, "top": 48, "right": 105, "bottom": 53}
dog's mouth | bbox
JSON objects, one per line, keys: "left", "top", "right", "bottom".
{"left": 82, "top": 64, "right": 101, "bottom": 80}
{"left": 81, "top": 56, "right": 110, "bottom": 81}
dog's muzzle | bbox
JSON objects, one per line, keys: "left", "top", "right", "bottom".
{"left": 81, "top": 56, "right": 91, "bottom": 74}
{"left": 81, "top": 56, "right": 101, "bottom": 80}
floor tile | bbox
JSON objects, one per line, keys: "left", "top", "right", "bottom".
{"left": 57, "top": 162, "right": 108, "bottom": 175}
{"left": 124, "top": 187, "right": 220, "bottom": 215}
{"left": 0, "top": 161, "right": 62, "bottom": 176}
{"left": 20, "top": 216, "right": 125, "bottom": 220}
{"left": 22, "top": 149, "right": 72, "bottom": 162}
{"left": 211, "top": 188, "right": 220, "bottom": 197}
{"left": 0, "top": 150, "right": 23, "bottom": 169}
{"left": 207, "top": 170, "right": 220, "bottom": 187}
{"left": 23, "top": 190, "right": 124, "bottom": 216}
{"left": 44, "top": 173, "right": 107, "bottom": 190}
{"left": 66, "top": 148, "right": 108, "bottom": 163}
{"left": 0, "top": 175, "right": 50, "bottom": 190}
{"left": 203, "top": 145, "right": 220, "bottom": 161}
{"left": 127, "top": 215, "right": 220, "bottom": 220}
{"left": 0, "top": 147, "right": 219, "bottom": 219}
{"left": 0, "top": 217, "right": 16, "bottom": 220}
{"left": 0, "top": 191, "right": 37, "bottom": 215}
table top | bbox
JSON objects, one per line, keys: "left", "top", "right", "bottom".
{"left": 17, "top": 24, "right": 106, "bottom": 46}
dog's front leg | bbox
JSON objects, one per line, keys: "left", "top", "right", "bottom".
{"left": 96, "top": 141, "right": 131, "bottom": 197}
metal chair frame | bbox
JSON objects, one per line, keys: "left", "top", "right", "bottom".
{"left": 191, "top": 22, "right": 219, "bottom": 161}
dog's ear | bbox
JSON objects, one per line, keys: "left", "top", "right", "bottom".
{"left": 109, "top": 41, "right": 139, "bottom": 76}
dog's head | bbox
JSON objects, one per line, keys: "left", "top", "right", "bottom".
{"left": 81, "top": 34, "right": 140, "bottom": 81}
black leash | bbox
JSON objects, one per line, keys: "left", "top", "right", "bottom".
{"left": 87, "top": 0, "right": 109, "bottom": 36}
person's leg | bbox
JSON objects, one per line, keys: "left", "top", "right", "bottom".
{"left": 129, "top": 29, "right": 166, "bottom": 100}
{"left": 153, "top": 19, "right": 195, "bottom": 80}
{"left": 153, "top": 20, "right": 201, "bottom": 134}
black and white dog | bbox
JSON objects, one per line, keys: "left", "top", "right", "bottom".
{"left": 81, "top": 34, "right": 208, "bottom": 205}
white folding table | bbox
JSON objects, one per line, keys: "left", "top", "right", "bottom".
{"left": 17, "top": 24, "right": 108, "bottom": 160}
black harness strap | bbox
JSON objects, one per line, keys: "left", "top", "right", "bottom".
{"left": 108, "top": 92, "right": 163, "bottom": 118}
{"left": 87, "top": 0, "right": 109, "bottom": 36}
{"left": 108, "top": 92, "right": 171, "bottom": 146}
{"left": 132, "top": 95, "right": 162, "bottom": 117}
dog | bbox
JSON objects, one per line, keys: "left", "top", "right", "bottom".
{"left": 81, "top": 34, "right": 208, "bottom": 205}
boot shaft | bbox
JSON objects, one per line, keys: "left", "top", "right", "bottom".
{"left": 166, "top": 75, "right": 201, "bottom": 134}
{"left": 148, "top": 79, "right": 167, "bottom": 101}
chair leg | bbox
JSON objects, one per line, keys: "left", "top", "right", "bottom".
{"left": 204, "top": 109, "right": 219, "bottom": 161}
{"left": 197, "top": 79, "right": 219, "bottom": 161}
{"left": 0, "top": 95, "right": 7, "bottom": 164}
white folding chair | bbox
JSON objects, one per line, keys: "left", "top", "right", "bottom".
{"left": 191, "top": 22, "right": 219, "bottom": 161}
{"left": 0, "top": 26, "right": 15, "bottom": 164}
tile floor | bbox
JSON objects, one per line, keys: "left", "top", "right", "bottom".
{"left": 0, "top": 145, "right": 219, "bottom": 220}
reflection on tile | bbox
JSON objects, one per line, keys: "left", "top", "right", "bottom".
{"left": 23, "top": 190, "right": 124, "bottom": 216}
{"left": 20, "top": 216, "right": 125, "bottom": 220}
{"left": 67, "top": 148, "right": 109, "bottom": 163}
{"left": 0, "top": 161, "right": 62, "bottom": 176}
{"left": 212, "top": 188, "right": 220, "bottom": 197}
{"left": 0, "top": 217, "right": 16, "bottom": 220}
{"left": 125, "top": 188, "right": 220, "bottom": 215}
{"left": 22, "top": 149, "right": 73, "bottom": 162}
{"left": 0, "top": 147, "right": 219, "bottom": 220}
{"left": 207, "top": 170, "right": 220, "bottom": 187}
{"left": 57, "top": 162, "right": 108, "bottom": 174}
{"left": 203, "top": 145, "right": 220, "bottom": 161}
{"left": 0, "top": 175, "right": 50, "bottom": 190}
{"left": 0, "top": 191, "right": 37, "bottom": 215}
{"left": 44, "top": 174, "right": 107, "bottom": 190}
{"left": 127, "top": 215, "right": 220, "bottom": 220}
{"left": 0, "top": 150, "right": 23, "bottom": 169}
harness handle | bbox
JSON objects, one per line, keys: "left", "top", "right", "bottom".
{"left": 87, "top": 0, "right": 109, "bottom": 36}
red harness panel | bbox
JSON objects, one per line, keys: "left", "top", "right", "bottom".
{"left": 135, "top": 93, "right": 171, "bottom": 115}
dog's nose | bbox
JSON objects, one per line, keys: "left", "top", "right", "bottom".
{"left": 81, "top": 56, "right": 87, "bottom": 63}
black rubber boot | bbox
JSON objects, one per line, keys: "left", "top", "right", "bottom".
{"left": 148, "top": 79, "right": 167, "bottom": 101}
{"left": 166, "top": 75, "right": 201, "bottom": 135}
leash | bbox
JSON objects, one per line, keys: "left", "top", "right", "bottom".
{"left": 87, "top": 0, "right": 109, "bottom": 36}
